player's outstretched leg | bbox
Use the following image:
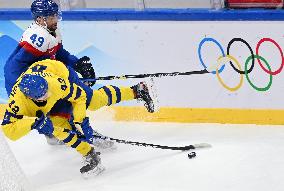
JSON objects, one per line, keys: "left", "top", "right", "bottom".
{"left": 131, "top": 81, "right": 156, "bottom": 113}
{"left": 80, "top": 147, "right": 105, "bottom": 178}
{"left": 89, "top": 80, "right": 158, "bottom": 113}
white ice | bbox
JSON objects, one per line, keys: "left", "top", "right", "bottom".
{"left": 6, "top": 121, "right": 284, "bottom": 191}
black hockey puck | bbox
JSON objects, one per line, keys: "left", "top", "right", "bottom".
{"left": 188, "top": 152, "right": 196, "bottom": 159}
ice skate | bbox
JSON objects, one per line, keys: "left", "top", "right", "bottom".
{"left": 131, "top": 80, "right": 158, "bottom": 113}
{"left": 80, "top": 148, "right": 105, "bottom": 178}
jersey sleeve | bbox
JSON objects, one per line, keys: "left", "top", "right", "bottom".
{"left": 56, "top": 45, "right": 78, "bottom": 68}
{"left": 1, "top": 99, "right": 35, "bottom": 141}
{"left": 62, "top": 67, "right": 89, "bottom": 123}
{"left": 1, "top": 112, "right": 34, "bottom": 141}
{"left": 69, "top": 84, "right": 87, "bottom": 123}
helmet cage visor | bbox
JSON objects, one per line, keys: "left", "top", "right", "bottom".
{"left": 42, "top": 12, "right": 62, "bottom": 21}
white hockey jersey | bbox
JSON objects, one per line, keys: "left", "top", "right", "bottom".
{"left": 19, "top": 22, "right": 62, "bottom": 59}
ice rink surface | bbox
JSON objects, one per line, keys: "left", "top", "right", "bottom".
{"left": 6, "top": 121, "right": 284, "bottom": 191}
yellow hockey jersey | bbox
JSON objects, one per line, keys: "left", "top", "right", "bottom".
{"left": 2, "top": 59, "right": 87, "bottom": 141}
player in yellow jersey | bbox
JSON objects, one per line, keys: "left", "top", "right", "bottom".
{"left": 1, "top": 59, "right": 156, "bottom": 177}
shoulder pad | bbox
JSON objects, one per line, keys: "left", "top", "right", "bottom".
{"left": 21, "top": 23, "right": 51, "bottom": 52}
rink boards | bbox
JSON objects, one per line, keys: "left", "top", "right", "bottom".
{"left": 1, "top": 9, "right": 284, "bottom": 125}
{"left": 1, "top": 104, "right": 284, "bottom": 125}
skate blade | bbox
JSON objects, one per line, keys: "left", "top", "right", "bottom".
{"left": 193, "top": 143, "right": 212, "bottom": 149}
{"left": 81, "top": 165, "right": 105, "bottom": 179}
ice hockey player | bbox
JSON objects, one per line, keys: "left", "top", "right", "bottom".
{"left": 1, "top": 59, "right": 156, "bottom": 176}
{"left": 4, "top": 0, "right": 100, "bottom": 145}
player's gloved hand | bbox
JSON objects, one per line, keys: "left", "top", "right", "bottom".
{"left": 74, "top": 56, "right": 96, "bottom": 87}
{"left": 32, "top": 111, "right": 54, "bottom": 135}
{"left": 75, "top": 117, "right": 94, "bottom": 143}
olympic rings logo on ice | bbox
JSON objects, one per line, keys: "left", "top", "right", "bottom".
{"left": 198, "top": 37, "right": 284, "bottom": 92}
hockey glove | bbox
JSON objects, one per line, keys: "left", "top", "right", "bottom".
{"left": 32, "top": 111, "right": 54, "bottom": 136}
{"left": 75, "top": 117, "right": 94, "bottom": 143}
{"left": 74, "top": 56, "right": 96, "bottom": 87}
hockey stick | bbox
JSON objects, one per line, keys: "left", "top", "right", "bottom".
{"left": 80, "top": 69, "right": 209, "bottom": 82}
{"left": 93, "top": 134, "right": 211, "bottom": 151}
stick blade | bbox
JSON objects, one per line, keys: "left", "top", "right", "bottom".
{"left": 193, "top": 143, "right": 212, "bottom": 149}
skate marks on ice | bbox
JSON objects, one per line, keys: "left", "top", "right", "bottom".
{"left": 7, "top": 122, "right": 284, "bottom": 191}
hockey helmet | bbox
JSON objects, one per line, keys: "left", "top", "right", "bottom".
{"left": 31, "top": 0, "right": 60, "bottom": 19}
{"left": 19, "top": 74, "right": 48, "bottom": 100}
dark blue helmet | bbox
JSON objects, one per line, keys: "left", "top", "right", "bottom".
{"left": 19, "top": 74, "right": 48, "bottom": 100}
{"left": 31, "top": 0, "right": 59, "bottom": 19}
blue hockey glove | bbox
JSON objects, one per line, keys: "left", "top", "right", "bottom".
{"left": 74, "top": 56, "right": 96, "bottom": 87}
{"left": 77, "top": 117, "right": 94, "bottom": 143}
{"left": 32, "top": 111, "right": 54, "bottom": 135}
